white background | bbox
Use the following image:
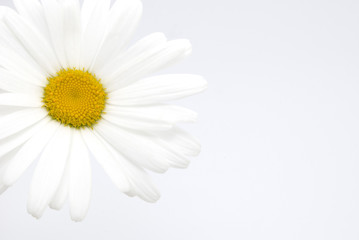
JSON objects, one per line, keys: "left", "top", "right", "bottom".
{"left": 1, "top": 0, "right": 359, "bottom": 239}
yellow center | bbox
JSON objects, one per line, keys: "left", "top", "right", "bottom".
{"left": 43, "top": 68, "right": 107, "bottom": 129}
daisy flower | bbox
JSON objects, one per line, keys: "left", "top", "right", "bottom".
{"left": 0, "top": 0, "right": 207, "bottom": 221}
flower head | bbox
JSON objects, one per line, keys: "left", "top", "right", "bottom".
{"left": 0, "top": 0, "right": 207, "bottom": 221}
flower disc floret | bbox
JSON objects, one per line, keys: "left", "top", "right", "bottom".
{"left": 43, "top": 68, "right": 107, "bottom": 128}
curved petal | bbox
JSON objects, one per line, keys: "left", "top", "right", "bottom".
{"left": 0, "top": 22, "right": 47, "bottom": 86}
{"left": 13, "top": 0, "right": 51, "bottom": 43}
{"left": 103, "top": 105, "right": 175, "bottom": 132}
{"left": 40, "top": 0, "right": 67, "bottom": 68}
{"left": 0, "top": 56, "right": 46, "bottom": 88}
{"left": 104, "top": 39, "right": 192, "bottom": 91}
{"left": 92, "top": 0, "right": 142, "bottom": 72}
{"left": 0, "top": 93, "right": 42, "bottom": 107}
{"left": 79, "top": 0, "right": 111, "bottom": 70}
{"left": 49, "top": 157, "right": 69, "bottom": 211}
{"left": 93, "top": 131, "right": 160, "bottom": 203}
{"left": 0, "top": 68, "right": 43, "bottom": 96}
{"left": 81, "top": 0, "right": 98, "bottom": 29}
{"left": 95, "top": 120, "right": 170, "bottom": 173}
{"left": 63, "top": 0, "right": 81, "bottom": 68}
{"left": 82, "top": 129, "right": 130, "bottom": 193}
{"left": 108, "top": 74, "right": 207, "bottom": 105}
{"left": 69, "top": 131, "right": 92, "bottom": 222}
{"left": 27, "top": 126, "right": 71, "bottom": 219}
{"left": 153, "top": 127, "right": 201, "bottom": 157}
{"left": 68, "top": 130, "right": 92, "bottom": 222}
{"left": 0, "top": 108, "right": 47, "bottom": 140}
{"left": 39, "top": 0, "right": 81, "bottom": 69}
{"left": 97, "top": 32, "right": 167, "bottom": 79}
{"left": 4, "top": 10, "right": 59, "bottom": 76}
{"left": 2, "top": 120, "right": 60, "bottom": 187}
{"left": 96, "top": 120, "right": 192, "bottom": 170}
{"left": 49, "top": 129, "right": 73, "bottom": 211}
{"left": 0, "top": 117, "right": 49, "bottom": 160}
{"left": 0, "top": 53, "right": 47, "bottom": 87}
{"left": 106, "top": 104, "right": 197, "bottom": 124}
{"left": 0, "top": 149, "right": 17, "bottom": 192}
{"left": 0, "top": 106, "right": 29, "bottom": 117}
{"left": 0, "top": 6, "right": 12, "bottom": 17}
{"left": 103, "top": 104, "right": 197, "bottom": 132}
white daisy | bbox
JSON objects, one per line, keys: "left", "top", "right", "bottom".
{"left": 0, "top": 0, "right": 207, "bottom": 221}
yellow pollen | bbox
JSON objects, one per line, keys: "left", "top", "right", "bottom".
{"left": 43, "top": 68, "right": 107, "bottom": 129}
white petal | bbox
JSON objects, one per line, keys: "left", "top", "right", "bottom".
{"left": 40, "top": 0, "right": 67, "bottom": 68}
{"left": 0, "top": 149, "right": 15, "bottom": 190}
{"left": 0, "top": 158, "right": 12, "bottom": 195}
{"left": 153, "top": 127, "right": 201, "bottom": 157}
{"left": 0, "top": 108, "right": 47, "bottom": 140}
{"left": 0, "top": 68, "right": 43, "bottom": 96}
{"left": 0, "top": 6, "right": 12, "bottom": 17}
{"left": 81, "top": 0, "right": 97, "bottom": 29}
{"left": 0, "top": 106, "right": 27, "bottom": 117}
{"left": 95, "top": 121, "right": 170, "bottom": 173}
{"left": 93, "top": 131, "right": 160, "bottom": 203}
{"left": 49, "top": 155, "right": 70, "bottom": 211}
{"left": 2, "top": 120, "right": 60, "bottom": 187}
{"left": 0, "top": 22, "right": 47, "bottom": 85}
{"left": 12, "top": 0, "right": 51, "bottom": 43}
{"left": 0, "top": 93, "right": 42, "bottom": 107}
{"left": 103, "top": 106, "right": 173, "bottom": 132}
{"left": 80, "top": 0, "right": 111, "bottom": 70}
{"left": 97, "top": 120, "right": 192, "bottom": 170}
{"left": 92, "top": 0, "right": 142, "bottom": 72}
{"left": 68, "top": 130, "right": 92, "bottom": 222}
{"left": 0, "top": 117, "right": 49, "bottom": 160}
{"left": 27, "top": 126, "right": 71, "bottom": 219}
{"left": 105, "top": 105, "right": 197, "bottom": 129}
{"left": 0, "top": 52, "right": 47, "bottom": 87}
{"left": 81, "top": 130, "right": 130, "bottom": 193}
{"left": 4, "top": 11, "right": 58, "bottom": 76}
{"left": 97, "top": 32, "right": 167, "bottom": 79}
{"left": 63, "top": 0, "right": 81, "bottom": 68}
{"left": 108, "top": 74, "right": 207, "bottom": 105}
{"left": 0, "top": 153, "right": 12, "bottom": 170}
{"left": 146, "top": 136, "right": 191, "bottom": 169}
{"left": 143, "top": 133, "right": 192, "bottom": 169}
{"left": 104, "top": 39, "right": 192, "bottom": 91}
{"left": 102, "top": 114, "right": 172, "bottom": 132}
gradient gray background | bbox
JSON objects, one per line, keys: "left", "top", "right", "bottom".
{"left": 1, "top": 0, "right": 359, "bottom": 239}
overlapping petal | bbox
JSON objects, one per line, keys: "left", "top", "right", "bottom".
{"left": 0, "top": 0, "right": 206, "bottom": 222}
